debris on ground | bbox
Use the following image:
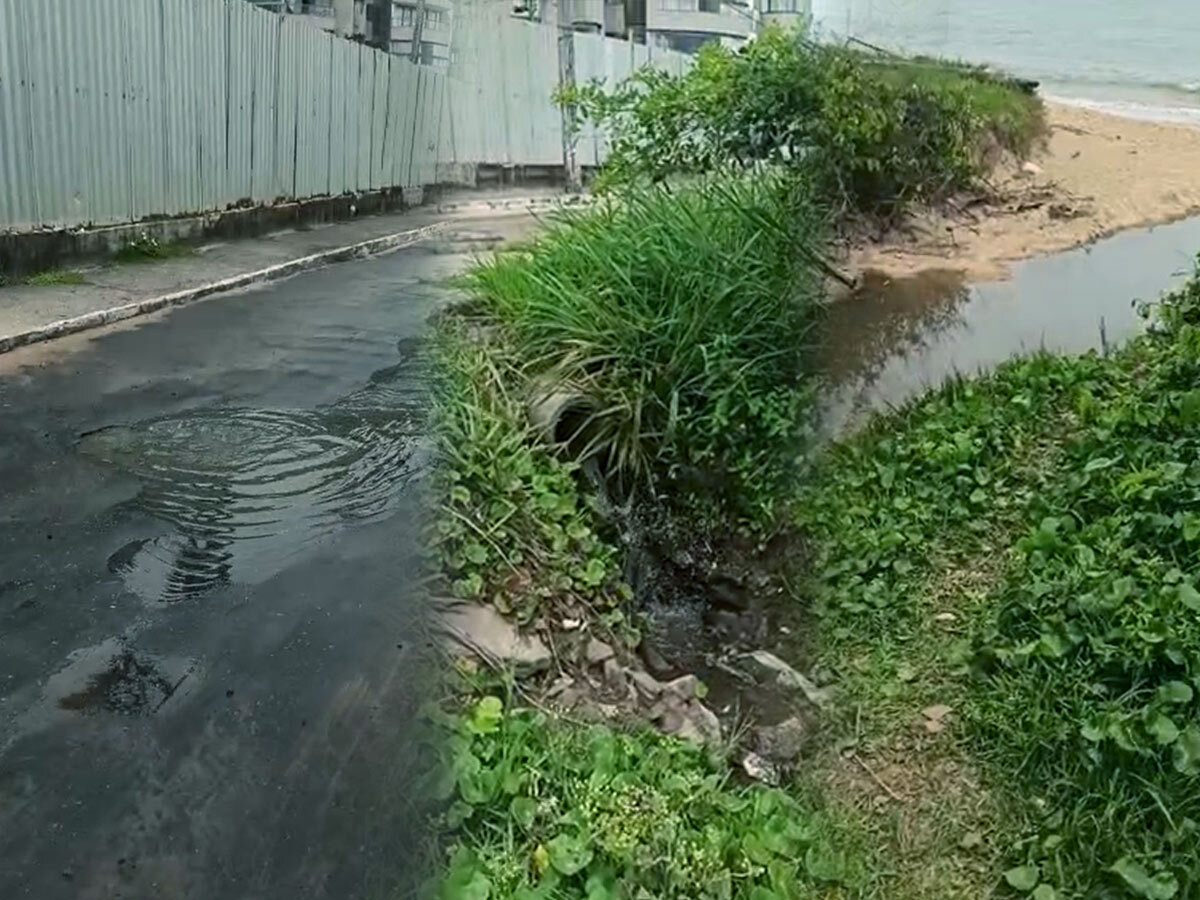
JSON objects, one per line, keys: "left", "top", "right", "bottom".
{"left": 435, "top": 600, "right": 552, "bottom": 672}
{"left": 741, "top": 650, "right": 833, "bottom": 709}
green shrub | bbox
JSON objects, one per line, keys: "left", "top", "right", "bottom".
{"left": 433, "top": 697, "right": 856, "bottom": 900}
{"left": 796, "top": 257, "right": 1200, "bottom": 896}
{"left": 431, "top": 323, "right": 623, "bottom": 622}
{"left": 458, "top": 170, "right": 825, "bottom": 527}
{"left": 566, "top": 27, "right": 1043, "bottom": 221}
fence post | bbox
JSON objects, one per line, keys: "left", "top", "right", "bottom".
{"left": 553, "top": 0, "right": 582, "bottom": 192}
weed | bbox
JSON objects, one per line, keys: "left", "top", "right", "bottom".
{"left": 563, "top": 27, "right": 1043, "bottom": 223}
{"left": 458, "top": 170, "right": 825, "bottom": 528}
{"left": 24, "top": 268, "right": 88, "bottom": 286}
{"left": 430, "top": 696, "right": 860, "bottom": 900}
{"left": 113, "top": 233, "right": 195, "bottom": 263}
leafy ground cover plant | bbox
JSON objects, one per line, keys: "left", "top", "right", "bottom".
{"left": 564, "top": 27, "right": 1044, "bottom": 222}
{"left": 795, "top": 259, "right": 1200, "bottom": 898}
{"left": 432, "top": 696, "right": 860, "bottom": 900}
{"left": 457, "top": 169, "right": 825, "bottom": 528}
{"left": 431, "top": 322, "right": 624, "bottom": 622}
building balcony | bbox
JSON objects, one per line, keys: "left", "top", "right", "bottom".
{"left": 760, "top": 0, "right": 810, "bottom": 30}
{"left": 645, "top": 0, "right": 756, "bottom": 48}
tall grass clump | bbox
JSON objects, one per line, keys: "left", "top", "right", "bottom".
{"left": 565, "top": 26, "right": 1044, "bottom": 222}
{"left": 458, "top": 170, "right": 826, "bottom": 527}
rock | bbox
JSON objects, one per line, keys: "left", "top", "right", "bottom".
{"left": 922, "top": 704, "right": 953, "bottom": 734}
{"left": 933, "top": 612, "right": 958, "bottom": 624}
{"left": 688, "top": 700, "right": 723, "bottom": 745}
{"left": 743, "top": 650, "right": 833, "bottom": 709}
{"left": 753, "top": 715, "right": 811, "bottom": 764}
{"left": 586, "top": 638, "right": 616, "bottom": 664}
{"left": 708, "top": 576, "right": 748, "bottom": 611}
{"left": 704, "top": 608, "right": 760, "bottom": 643}
{"left": 629, "top": 670, "right": 665, "bottom": 702}
{"left": 657, "top": 695, "right": 722, "bottom": 746}
{"left": 639, "top": 642, "right": 677, "bottom": 679}
{"left": 1021, "top": 161, "right": 1043, "bottom": 175}
{"left": 741, "top": 751, "right": 780, "bottom": 786}
{"left": 602, "top": 658, "right": 626, "bottom": 694}
{"left": 561, "top": 617, "right": 582, "bottom": 631}
{"left": 435, "top": 601, "right": 552, "bottom": 672}
{"left": 545, "top": 673, "right": 575, "bottom": 698}
{"left": 661, "top": 674, "right": 701, "bottom": 701}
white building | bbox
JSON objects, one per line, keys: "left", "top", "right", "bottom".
{"left": 250, "top": 0, "right": 810, "bottom": 63}
{"left": 635, "top": 0, "right": 757, "bottom": 53}
{"left": 391, "top": 1, "right": 455, "bottom": 65}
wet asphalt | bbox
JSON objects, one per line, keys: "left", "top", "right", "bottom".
{"left": 0, "top": 230, "right": 502, "bottom": 899}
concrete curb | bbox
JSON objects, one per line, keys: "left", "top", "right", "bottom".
{"left": 0, "top": 221, "right": 449, "bottom": 355}
{"left": 433, "top": 194, "right": 593, "bottom": 216}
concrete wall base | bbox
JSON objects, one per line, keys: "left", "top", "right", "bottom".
{"left": 0, "top": 163, "right": 594, "bottom": 280}
{"left": 0, "top": 187, "right": 427, "bottom": 281}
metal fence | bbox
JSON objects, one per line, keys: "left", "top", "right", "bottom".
{"left": 0, "top": 0, "right": 689, "bottom": 233}
{"left": 443, "top": 4, "right": 691, "bottom": 169}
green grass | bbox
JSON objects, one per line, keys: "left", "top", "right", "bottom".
{"left": 793, "top": 261, "right": 1200, "bottom": 898}
{"left": 24, "top": 268, "right": 88, "bottom": 286}
{"left": 112, "top": 234, "right": 196, "bottom": 263}
{"left": 458, "top": 170, "right": 826, "bottom": 527}
{"left": 865, "top": 55, "right": 1046, "bottom": 161}
{"left": 430, "top": 696, "right": 864, "bottom": 900}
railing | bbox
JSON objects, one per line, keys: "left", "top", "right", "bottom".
{"left": 245, "top": 0, "right": 334, "bottom": 16}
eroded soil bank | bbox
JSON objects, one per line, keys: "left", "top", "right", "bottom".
{"left": 849, "top": 103, "right": 1200, "bottom": 280}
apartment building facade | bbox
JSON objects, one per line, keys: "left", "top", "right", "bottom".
{"left": 249, "top": 0, "right": 810, "bottom": 62}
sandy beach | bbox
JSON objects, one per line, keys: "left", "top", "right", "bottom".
{"left": 849, "top": 102, "right": 1200, "bottom": 279}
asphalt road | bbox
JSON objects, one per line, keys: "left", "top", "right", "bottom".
{"left": 0, "top": 220, "right": 525, "bottom": 899}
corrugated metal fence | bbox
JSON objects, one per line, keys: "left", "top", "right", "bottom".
{"left": 442, "top": 5, "right": 691, "bottom": 169}
{"left": 0, "top": 0, "right": 688, "bottom": 233}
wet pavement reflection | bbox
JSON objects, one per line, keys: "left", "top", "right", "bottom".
{"left": 0, "top": 222, "right": 525, "bottom": 900}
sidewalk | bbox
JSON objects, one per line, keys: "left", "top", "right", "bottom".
{"left": 0, "top": 187, "right": 577, "bottom": 354}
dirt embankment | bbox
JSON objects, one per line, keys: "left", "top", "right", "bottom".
{"left": 849, "top": 102, "right": 1200, "bottom": 280}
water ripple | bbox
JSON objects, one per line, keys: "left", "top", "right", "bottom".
{"left": 80, "top": 354, "right": 429, "bottom": 602}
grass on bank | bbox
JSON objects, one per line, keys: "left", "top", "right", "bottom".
{"left": 23, "top": 267, "right": 88, "bottom": 286}
{"left": 795, "top": 263, "right": 1200, "bottom": 898}
{"left": 563, "top": 27, "right": 1044, "bottom": 222}
{"left": 429, "top": 30, "right": 1057, "bottom": 900}
{"left": 448, "top": 170, "right": 825, "bottom": 535}
{"left": 432, "top": 696, "right": 863, "bottom": 900}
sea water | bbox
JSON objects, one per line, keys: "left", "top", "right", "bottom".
{"left": 812, "top": 0, "right": 1200, "bottom": 126}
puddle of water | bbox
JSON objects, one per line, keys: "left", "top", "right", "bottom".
{"left": 3, "top": 638, "right": 199, "bottom": 751}
{"left": 78, "top": 346, "right": 430, "bottom": 604}
{"left": 821, "top": 216, "right": 1200, "bottom": 434}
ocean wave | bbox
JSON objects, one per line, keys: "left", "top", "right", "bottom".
{"left": 1043, "top": 93, "right": 1200, "bottom": 129}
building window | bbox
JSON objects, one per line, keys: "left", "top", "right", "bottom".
{"left": 425, "top": 8, "right": 447, "bottom": 26}
{"left": 659, "top": 0, "right": 722, "bottom": 12}
{"left": 394, "top": 3, "right": 415, "bottom": 25}
{"left": 764, "top": 0, "right": 797, "bottom": 10}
